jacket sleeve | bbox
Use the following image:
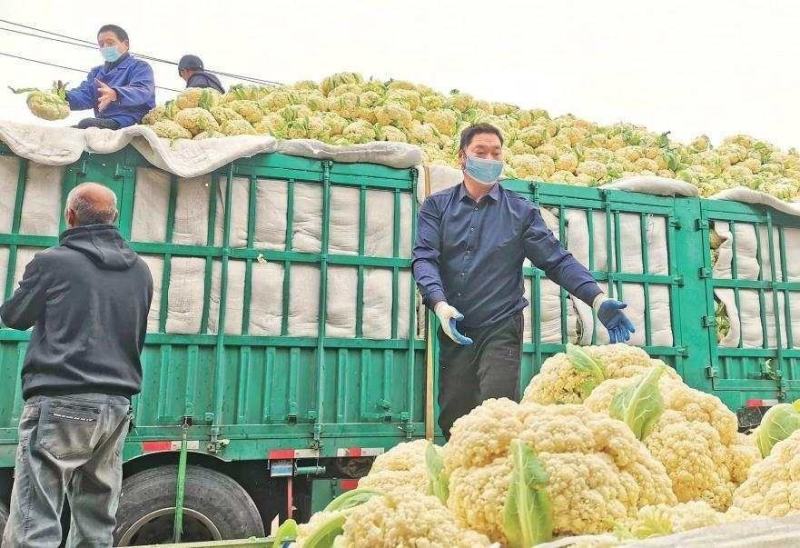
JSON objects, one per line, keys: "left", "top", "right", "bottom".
{"left": 412, "top": 197, "right": 447, "bottom": 309}
{"left": 110, "top": 62, "right": 156, "bottom": 108}
{"left": 0, "top": 255, "right": 49, "bottom": 330}
{"left": 523, "top": 206, "right": 602, "bottom": 306}
{"left": 66, "top": 68, "right": 99, "bottom": 111}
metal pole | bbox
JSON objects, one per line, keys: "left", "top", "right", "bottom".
{"left": 173, "top": 416, "right": 191, "bottom": 543}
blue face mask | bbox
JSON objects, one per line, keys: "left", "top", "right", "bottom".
{"left": 464, "top": 155, "right": 503, "bottom": 185}
{"left": 100, "top": 46, "right": 122, "bottom": 63}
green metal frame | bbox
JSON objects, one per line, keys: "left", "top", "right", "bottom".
{"left": 1, "top": 142, "right": 799, "bottom": 470}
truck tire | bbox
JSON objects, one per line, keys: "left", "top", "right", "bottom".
{"left": 114, "top": 465, "right": 264, "bottom": 545}
{"left": 0, "top": 500, "right": 8, "bottom": 543}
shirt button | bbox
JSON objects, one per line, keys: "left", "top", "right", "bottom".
{"left": 470, "top": 227, "right": 475, "bottom": 231}
{"left": 461, "top": 272, "right": 465, "bottom": 277}
{"left": 474, "top": 207, "right": 478, "bottom": 211}
{"left": 457, "top": 292, "right": 462, "bottom": 297}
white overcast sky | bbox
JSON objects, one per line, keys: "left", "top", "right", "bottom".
{"left": 1, "top": 0, "right": 798, "bottom": 149}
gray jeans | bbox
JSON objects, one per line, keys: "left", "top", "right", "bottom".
{"left": 2, "top": 394, "right": 131, "bottom": 548}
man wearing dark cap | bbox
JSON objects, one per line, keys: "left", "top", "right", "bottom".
{"left": 178, "top": 55, "right": 225, "bottom": 93}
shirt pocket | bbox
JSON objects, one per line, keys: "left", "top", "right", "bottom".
{"left": 38, "top": 400, "right": 102, "bottom": 460}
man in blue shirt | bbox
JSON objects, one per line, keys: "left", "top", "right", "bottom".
{"left": 178, "top": 55, "right": 225, "bottom": 94}
{"left": 413, "top": 123, "right": 635, "bottom": 438}
{"left": 66, "top": 24, "right": 156, "bottom": 130}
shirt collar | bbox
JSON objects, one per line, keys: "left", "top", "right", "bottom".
{"left": 457, "top": 181, "right": 501, "bottom": 204}
{"left": 104, "top": 52, "right": 131, "bottom": 70}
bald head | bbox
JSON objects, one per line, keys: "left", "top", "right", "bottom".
{"left": 65, "top": 183, "right": 118, "bottom": 228}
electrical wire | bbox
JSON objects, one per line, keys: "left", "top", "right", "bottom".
{"left": 0, "top": 51, "right": 182, "bottom": 92}
{"left": 0, "top": 18, "right": 283, "bottom": 86}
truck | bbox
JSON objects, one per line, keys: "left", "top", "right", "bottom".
{"left": 0, "top": 132, "right": 798, "bottom": 544}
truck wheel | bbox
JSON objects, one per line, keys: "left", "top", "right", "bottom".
{"left": 0, "top": 500, "right": 8, "bottom": 542}
{"left": 114, "top": 465, "right": 264, "bottom": 545}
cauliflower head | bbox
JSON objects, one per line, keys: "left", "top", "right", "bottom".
{"left": 334, "top": 489, "right": 491, "bottom": 548}
{"left": 358, "top": 439, "right": 429, "bottom": 496}
{"left": 585, "top": 374, "right": 760, "bottom": 510}
{"left": 522, "top": 344, "right": 672, "bottom": 405}
{"left": 732, "top": 429, "right": 800, "bottom": 517}
{"left": 443, "top": 399, "right": 675, "bottom": 542}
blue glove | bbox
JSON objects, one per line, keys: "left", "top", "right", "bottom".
{"left": 434, "top": 302, "right": 473, "bottom": 345}
{"left": 595, "top": 296, "right": 635, "bottom": 343}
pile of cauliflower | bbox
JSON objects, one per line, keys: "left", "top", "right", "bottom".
{"left": 139, "top": 72, "right": 800, "bottom": 201}
{"left": 286, "top": 344, "right": 800, "bottom": 547}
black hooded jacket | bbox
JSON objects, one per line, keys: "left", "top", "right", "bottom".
{"left": 0, "top": 224, "right": 153, "bottom": 399}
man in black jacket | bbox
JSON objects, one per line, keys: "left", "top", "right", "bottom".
{"left": 178, "top": 54, "right": 225, "bottom": 93}
{"left": 0, "top": 182, "right": 152, "bottom": 547}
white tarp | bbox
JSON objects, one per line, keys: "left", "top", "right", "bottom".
{"left": 538, "top": 514, "right": 800, "bottom": 547}
{"left": 712, "top": 221, "right": 800, "bottom": 348}
{"left": 0, "top": 121, "right": 422, "bottom": 179}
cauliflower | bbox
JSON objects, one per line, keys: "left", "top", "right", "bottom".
{"left": 142, "top": 105, "right": 167, "bottom": 125}
{"left": 422, "top": 94, "right": 446, "bottom": 110}
{"left": 619, "top": 501, "right": 753, "bottom": 539}
{"left": 446, "top": 92, "right": 476, "bottom": 113}
{"left": 296, "top": 488, "right": 490, "bottom": 548}
{"left": 209, "top": 106, "right": 244, "bottom": 125}
{"left": 374, "top": 103, "right": 413, "bottom": 129}
{"left": 254, "top": 113, "right": 287, "bottom": 137}
{"left": 174, "top": 108, "right": 220, "bottom": 136}
{"left": 556, "top": 152, "right": 579, "bottom": 172}
{"left": 278, "top": 104, "right": 313, "bottom": 123}
{"left": 152, "top": 120, "right": 192, "bottom": 140}
{"left": 342, "top": 120, "right": 377, "bottom": 143}
{"left": 321, "top": 72, "right": 364, "bottom": 96}
{"left": 175, "top": 87, "right": 221, "bottom": 110}
{"left": 386, "top": 89, "right": 422, "bottom": 110}
{"left": 585, "top": 373, "right": 760, "bottom": 510}
{"left": 131, "top": 73, "right": 800, "bottom": 201}
{"left": 257, "top": 89, "right": 299, "bottom": 111}
{"left": 444, "top": 398, "right": 675, "bottom": 542}
{"left": 376, "top": 125, "right": 408, "bottom": 143}
{"left": 322, "top": 112, "right": 348, "bottom": 136}
{"left": 226, "top": 100, "right": 263, "bottom": 124}
{"left": 732, "top": 429, "right": 800, "bottom": 517}
{"left": 11, "top": 81, "right": 70, "bottom": 121}
{"left": 337, "top": 490, "right": 491, "bottom": 547}
{"left": 329, "top": 93, "right": 359, "bottom": 119}
{"left": 357, "top": 440, "right": 429, "bottom": 495}
{"left": 219, "top": 119, "right": 257, "bottom": 136}
{"left": 522, "top": 344, "right": 674, "bottom": 405}
{"left": 424, "top": 109, "right": 459, "bottom": 135}
{"left": 223, "top": 84, "right": 272, "bottom": 102}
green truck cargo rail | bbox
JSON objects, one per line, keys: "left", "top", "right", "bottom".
{"left": 0, "top": 143, "right": 798, "bottom": 543}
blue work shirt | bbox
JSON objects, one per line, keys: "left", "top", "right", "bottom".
{"left": 66, "top": 53, "right": 156, "bottom": 128}
{"left": 412, "top": 182, "right": 602, "bottom": 328}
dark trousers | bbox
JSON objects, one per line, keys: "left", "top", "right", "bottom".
{"left": 438, "top": 312, "right": 523, "bottom": 439}
{"left": 74, "top": 118, "right": 121, "bottom": 130}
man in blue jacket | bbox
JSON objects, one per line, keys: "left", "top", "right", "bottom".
{"left": 413, "top": 123, "right": 635, "bottom": 438}
{"left": 67, "top": 24, "right": 156, "bottom": 129}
